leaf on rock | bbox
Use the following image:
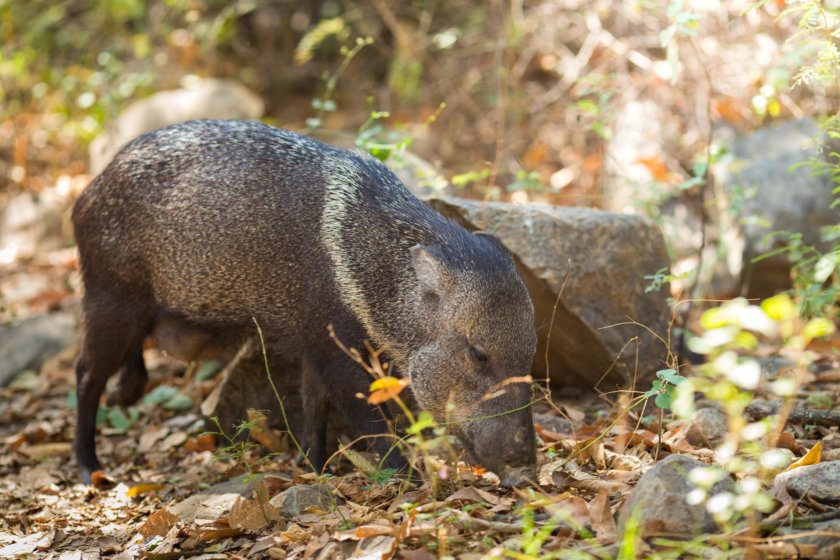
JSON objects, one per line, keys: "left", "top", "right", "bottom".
{"left": 786, "top": 441, "right": 821, "bottom": 471}
{"left": 138, "top": 507, "right": 180, "bottom": 539}
{"left": 228, "top": 495, "right": 279, "bottom": 532}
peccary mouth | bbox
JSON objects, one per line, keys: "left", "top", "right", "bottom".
{"left": 498, "top": 465, "right": 536, "bottom": 488}
{"left": 455, "top": 427, "right": 536, "bottom": 488}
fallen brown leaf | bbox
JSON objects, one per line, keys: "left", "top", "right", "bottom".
{"left": 247, "top": 409, "right": 286, "bottom": 453}
{"left": 184, "top": 433, "right": 216, "bottom": 453}
{"left": 228, "top": 495, "right": 280, "bottom": 532}
{"left": 138, "top": 508, "right": 180, "bottom": 539}
{"left": 138, "top": 425, "right": 169, "bottom": 454}
{"left": 445, "top": 486, "right": 500, "bottom": 506}
{"left": 588, "top": 488, "right": 617, "bottom": 542}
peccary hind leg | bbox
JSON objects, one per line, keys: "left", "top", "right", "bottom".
{"left": 75, "top": 293, "right": 153, "bottom": 483}
{"left": 299, "top": 357, "right": 329, "bottom": 472}
{"left": 105, "top": 347, "right": 148, "bottom": 407}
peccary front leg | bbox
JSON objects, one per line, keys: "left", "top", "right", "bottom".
{"left": 323, "top": 361, "right": 409, "bottom": 474}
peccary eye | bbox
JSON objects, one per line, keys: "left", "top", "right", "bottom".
{"left": 469, "top": 344, "right": 488, "bottom": 364}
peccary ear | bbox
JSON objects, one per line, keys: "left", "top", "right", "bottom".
{"left": 410, "top": 244, "right": 449, "bottom": 295}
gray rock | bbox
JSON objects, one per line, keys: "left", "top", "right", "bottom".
{"left": 89, "top": 78, "right": 264, "bottom": 175}
{"left": 533, "top": 413, "right": 573, "bottom": 435}
{"left": 605, "top": 116, "right": 839, "bottom": 299}
{"left": 781, "top": 461, "right": 840, "bottom": 504}
{"left": 269, "top": 484, "right": 339, "bottom": 517}
{"left": 618, "top": 454, "right": 735, "bottom": 538}
{"left": 0, "top": 188, "right": 71, "bottom": 261}
{"left": 429, "top": 198, "right": 670, "bottom": 388}
{"left": 170, "top": 473, "right": 273, "bottom": 524}
{"left": 685, "top": 408, "right": 728, "bottom": 448}
{"left": 0, "top": 312, "right": 77, "bottom": 387}
{"left": 714, "top": 118, "right": 839, "bottom": 298}
{"left": 779, "top": 518, "right": 840, "bottom": 560}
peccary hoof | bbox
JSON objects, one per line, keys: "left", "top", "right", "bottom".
{"left": 77, "top": 460, "right": 103, "bottom": 485}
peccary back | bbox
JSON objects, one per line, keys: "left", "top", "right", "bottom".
{"left": 72, "top": 120, "right": 537, "bottom": 486}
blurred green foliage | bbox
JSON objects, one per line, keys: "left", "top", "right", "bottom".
{"left": 0, "top": 0, "right": 245, "bottom": 141}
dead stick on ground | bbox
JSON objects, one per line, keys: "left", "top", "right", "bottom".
{"left": 746, "top": 399, "right": 840, "bottom": 428}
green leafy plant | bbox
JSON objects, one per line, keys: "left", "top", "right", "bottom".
{"left": 644, "top": 368, "right": 687, "bottom": 411}
{"left": 304, "top": 36, "right": 374, "bottom": 132}
{"left": 672, "top": 295, "right": 834, "bottom": 528}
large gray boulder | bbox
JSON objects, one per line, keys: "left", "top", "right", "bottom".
{"left": 714, "top": 118, "right": 839, "bottom": 297}
{"left": 0, "top": 312, "right": 77, "bottom": 387}
{"left": 89, "top": 78, "right": 264, "bottom": 175}
{"left": 604, "top": 114, "right": 838, "bottom": 298}
{"left": 618, "top": 454, "right": 735, "bottom": 538}
{"left": 429, "top": 198, "right": 671, "bottom": 389}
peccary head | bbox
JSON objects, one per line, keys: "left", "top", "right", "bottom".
{"left": 405, "top": 233, "right": 537, "bottom": 487}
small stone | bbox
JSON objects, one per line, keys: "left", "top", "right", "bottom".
{"left": 618, "top": 454, "right": 735, "bottom": 538}
{"left": 781, "top": 461, "right": 840, "bottom": 505}
{"left": 685, "top": 408, "right": 728, "bottom": 448}
{"left": 779, "top": 518, "right": 840, "bottom": 560}
{"left": 269, "top": 484, "right": 339, "bottom": 518}
{"left": 534, "top": 413, "right": 574, "bottom": 435}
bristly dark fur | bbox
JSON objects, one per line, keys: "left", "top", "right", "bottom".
{"left": 72, "top": 119, "right": 537, "bottom": 486}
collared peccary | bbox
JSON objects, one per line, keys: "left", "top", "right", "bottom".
{"left": 72, "top": 119, "right": 537, "bottom": 486}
